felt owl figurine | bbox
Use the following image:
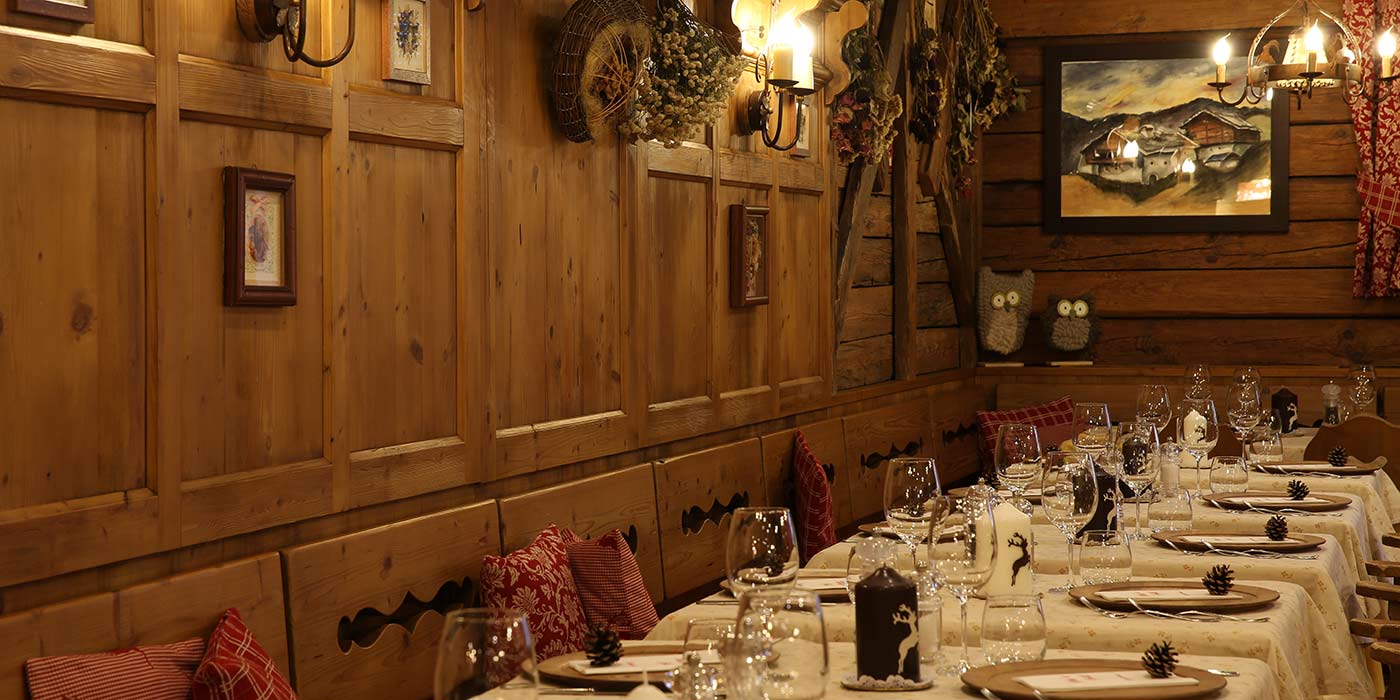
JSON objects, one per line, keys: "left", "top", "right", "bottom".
{"left": 976, "top": 267, "right": 1034, "bottom": 355}
{"left": 1044, "top": 295, "right": 1098, "bottom": 352}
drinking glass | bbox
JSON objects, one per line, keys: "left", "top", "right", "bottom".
{"left": 1243, "top": 427, "right": 1284, "bottom": 467}
{"left": 726, "top": 507, "right": 799, "bottom": 598}
{"left": 994, "top": 424, "right": 1042, "bottom": 515}
{"left": 981, "top": 595, "right": 1047, "bottom": 665}
{"left": 685, "top": 618, "right": 737, "bottom": 656}
{"left": 435, "top": 608, "right": 537, "bottom": 700}
{"left": 1184, "top": 365, "right": 1212, "bottom": 398}
{"left": 1072, "top": 403, "right": 1112, "bottom": 456}
{"left": 1149, "top": 485, "right": 1194, "bottom": 533}
{"left": 1209, "top": 456, "right": 1250, "bottom": 494}
{"left": 1115, "top": 421, "right": 1160, "bottom": 541}
{"left": 884, "top": 457, "right": 942, "bottom": 561}
{"left": 929, "top": 496, "right": 997, "bottom": 674}
{"left": 730, "top": 590, "right": 828, "bottom": 700}
{"left": 1136, "top": 384, "right": 1173, "bottom": 434}
{"left": 1225, "top": 383, "right": 1262, "bottom": 440}
{"left": 1350, "top": 364, "right": 1379, "bottom": 415}
{"left": 845, "top": 538, "right": 898, "bottom": 603}
{"left": 1233, "top": 366, "right": 1262, "bottom": 387}
{"left": 1177, "top": 397, "right": 1220, "bottom": 481}
{"left": 1075, "top": 530, "right": 1132, "bottom": 585}
{"left": 1041, "top": 452, "right": 1098, "bottom": 589}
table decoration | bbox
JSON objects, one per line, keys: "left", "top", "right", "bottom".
{"left": 1200, "top": 491, "right": 1350, "bottom": 514}
{"left": 1328, "top": 445, "right": 1348, "bottom": 466}
{"left": 586, "top": 626, "right": 624, "bottom": 666}
{"left": 1070, "top": 581, "right": 1279, "bottom": 614}
{"left": 961, "top": 659, "right": 1225, "bottom": 700}
{"left": 1201, "top": 565, "right": 1235, "bottom": 595}
{"left": 984, "top": 499, "right": 1034, "bottom": 596}
{"left": 1265, "top": 515, "right": 1288, "bottom": 541}
{"left": 1271, "top": 389, "right": 1299, "bottom": 433}
{"left": 853, "top": 566, "right": 920, "bottom": 684}
{"left": 1286, "top": 480, "right": 1309, "bottom": 500}
{"left": 1151, "top": 529, "right": 1324, "bottom": 554}
{"left": 1142, "top": 640, "right": 1180, "bottom": 678}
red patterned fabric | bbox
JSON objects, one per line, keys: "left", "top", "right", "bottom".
{"left": 482, "top": 524, "right": 589, "bottom": 659}
{"left": 25, "top": 638, "right": 205, "bottom": 700}
{"left": 793, "top": 430, "right": 837, "bottom": 562}
{"left": 1346, "top": 0, "right": 1400, "bottom": 297}
{"left": 193, "top": 608, "right": 297, "bottom": 700}
{"left": 561, "top": 529, "right": 659, "bottom": 640}
{"left": 976, "top": 396, "right": 1075, "bottom": 469}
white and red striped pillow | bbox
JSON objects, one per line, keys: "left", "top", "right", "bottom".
{"left": 793, "top": 430, "right": 837, "bottom": 562}
{"left": 24, "top": 637, "right": 205, "bottom": 700}
{"left": 562, "top": 529, "right": 658, "bottom": 640}
{"left": 193, "top": 608, "right": 296, "bottom": 700}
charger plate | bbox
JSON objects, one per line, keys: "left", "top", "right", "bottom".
{"left": 1152, "top": 530, "right": 1325, "bottom": 553}
{"left": 962, "top": 659, "right": 1226, "bottom": 699}
{"left": 538, "top": 643, "right": 681, "bottom": 692}
{"left": 1200, "top": 491, "right": 1350, "bottom": 513}
{"left": 1069, "top": 581, "right": 1279, "bottom": 613}
{"left": 1252, "top": 459, "right": 1383, "bottom": 476}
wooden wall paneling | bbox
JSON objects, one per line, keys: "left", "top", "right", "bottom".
{"left": 773, "top": 189, "right": 827, "bottom": 409}
{"left": 928, "top": 385, "right": 992, "bottom": 485}
{"left": 653, "top": 440, "right": 767, "bottom": 598}
{"left": 347, "top": 0, "right": 457, "bottom": 100}
{"left": 714, "top": 182, "right": 775, "bottom": 426}
{"left": 0, "top": 25, "right": 154, "bottom": 106}
{"left": 180, "top": 0, "right": 323, "bottom": 78}
{"left": 177, "top": 57, "right": 333, "bottom": 132}
{"left": 841, "top": 399, "right": 935, "bottom": 520}
{"left": 836, "top": 335, "right": 894, "bottom": 389}
{"left": 282, "top": 501, "right": 500, "bottom": 700}
{"left": 987, "top": 0, "right": 1344, "bottom": 38}
{"left": 0, "top": 0, "right": 141, "bottom": 44}
{"left": 758, "top": 418, "right": 854, "bottom": 529}
{"left": 497, "top": 464, "right": 665, "bottom": 602}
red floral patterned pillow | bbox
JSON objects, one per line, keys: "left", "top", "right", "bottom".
{"left": 193, "top": 608, "right": 297, "bottom": 700}
{"left": 793, "top": 430, "right": 837, "bottom": 562}
{"left": 24, "top": 638, "right": 205, "bottom": 700}
{"left": 561, "top": 529, "right": 659, "bottom": 640}
{"left": 482, "top": 524, "right": 589, "bottom": 659}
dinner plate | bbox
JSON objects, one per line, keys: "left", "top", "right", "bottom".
{"left": 1252, "top": 459, "right": 1384, "bottom": 476}
{"left": 538, "top": 644, "right": 682, "bottom": 691}
{"left": 1152, "top": 530, "right": 1325, "bottom": 553}
{"left": 1069, "top": 581, "right": 1280, "bottom": 614}
{"left": 947, "top": 485, "right": 1043, "bottom": 504}
{"left": 962, "top": 659, "right": 1227, "bottom": 699}
{"left": 1200, "top": 491, "right": 1351, "bottom": 513}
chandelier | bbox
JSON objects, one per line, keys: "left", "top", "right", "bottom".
{"left": 1208, "top": 0, "right": 1396, "bottom": 108}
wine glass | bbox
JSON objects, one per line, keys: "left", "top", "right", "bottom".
{"left": 994, "top": 424, "right": 1042, "bottom": 515}
{"left": 1176, "top": 397, "right": 1220, "bottom": 487}
{"left": 730, "top": 590, "right": 828, "bottom": 700}
{"left": 1233, "top": 366, "right": 1262, "bottom": 387}
{"left": 435, "top": 608, "right": 537, "bottom": 700}
{"left": 725, "top": 507, "right": 799, "bottom": 598}
{"left": 845, "top": 538, "right": 898, "bottom": 603}
{"left": 1209, "top": 456, "right": 1250, "bottom": 494}
{"left": 1184, "top": 365, "right": 1212, "bottom": 398}
{"left": 884, "top": 457, "right": 941, "bottom": 561}
{"left": 1041, "top": 452, "right": 1098, "bottom": 590}
{"left": 1072, "top": 403, "right": 1112, "bottom": 456}
{"left": 1350, "top": 364, "right": 1378, "bottom": 415}
{"left": 1115, "top": 421, "right": 1160, "bottom": 541}
{"left": 1225, "top": 383, "right": 1262, "bottom": 440}
{"left": 928, "top": 496, "right": 997, "bottom": 675}
{"left": 982, "top": 595, "right": 1047, "bottom": 665}
{"left": 1136, "top": 384, "right": 1173, "bottom": 434}
{"left": 1075, "top": 530, "right": 1133, "bottom": 585}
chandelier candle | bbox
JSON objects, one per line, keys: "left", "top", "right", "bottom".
{"left": 1380, "top": 29, "right": 1396, "bottom": 79}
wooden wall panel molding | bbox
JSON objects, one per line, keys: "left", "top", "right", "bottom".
{"left": 349, "top": 437, "right": 469, "bottom": 508}
{"left": 0, "top": 25, "right": 154, "bottom": 107}
{"left": 177, "top": 56, "right": 332, "bottom": 131}
{"left": 179, "top": 459, "right": 335, "bottom": 543}
{"left": 0, "top": 491, "right": 159, "bottom": 588}
{"left": 347, "top": 88, "right": 464, "bottom": 148}
{"left": 654, "top": 440, "right": 767, "bottom": 598}
{"left": 647, "top": 142, "right": 715, "bottom": 179}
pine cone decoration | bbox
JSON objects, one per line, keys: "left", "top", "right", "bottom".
{"left": 1203, "top": 564, "right": 1235, "bottom": 595}
{"left": 1265, "top": 515, "right": 1289, "bottom": 541}
{"left": 1287, "top": 479, "right": 1310, "bottom": 500}
{"left": 585, "top": 626, "right": 623, "bottom": 667}
{"left": 1142, "top": 641, "right": 1179, "bottom": 679}
{"left": 1328, "top": 445, "right": 1348, "bottom": 467}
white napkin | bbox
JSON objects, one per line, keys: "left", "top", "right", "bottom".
{"left": 1018, "top": 670, "right": 1199, "bottom": 692}
{"left": 1180, "top": 535, "right": 1299, "bottom": 545}
{"left": 1266, "top": 462, "right": 1354, "bottom": 472}
{"left": 1097, "top": 589, "right": 1243, "bottom": 601}
{"left": 567, "top": 651, "right": 719, "bottom": 675}
{"left": 1229, "top": 496, "right": 1331, "bottom": 505}
{"left": 794, "top": 577, "right": 848, "bottom": 592}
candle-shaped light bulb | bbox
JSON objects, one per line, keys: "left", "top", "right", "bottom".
{"left": 1379, "top": 29, "right": 1396, "bottom": 78}
{"left": 767, "top": 14, "right": 799, "bottom": 85}
{"left": 1305, "top": 21, "right": 1323, "bottom": 73}
{"left": 791, "top": 21, "right": 815, "bottom": 92}
{"left": 1181, "top": 159, "right": 1196, "bottom": 174}
{"left": 1212, "top": 35, "right": 1231, "bottom": 82}
{"left": 1122, "top": 139, "right": 1140, "bottom": 159}
{"left": 1266, "top": 86, "right": 1275, "bottom": 100}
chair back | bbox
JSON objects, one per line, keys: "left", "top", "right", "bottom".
{"left": 1304, "top": 415, "right": 1400, "bottom": 492}
{"left": 842, "top": 400, "right": 935, "bottom": 520}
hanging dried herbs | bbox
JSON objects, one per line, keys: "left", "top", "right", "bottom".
{"left": 830, "top": 0, "right": 904, "bottom": 167}
{"left": 908, "top": 9, "right": 944, "bottom": 144}
{"left": 946, "top": 0, "right": 1024, "bottom": 187}
{"left": 620, "top": 0, "right": 744, "bottom": 148}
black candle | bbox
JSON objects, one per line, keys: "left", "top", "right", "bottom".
{"left": 854, "top": 565, "right": 920, "bottom": 682}
{"left": 1272, "top": 389, "right": 1299, "bottom": 434}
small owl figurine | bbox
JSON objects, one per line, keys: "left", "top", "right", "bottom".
{"left": 977, "top": 268, "right": 1034, "bottom": 355}
{"left": 1044, "top": 295, "right": 1098, "bottom": 352}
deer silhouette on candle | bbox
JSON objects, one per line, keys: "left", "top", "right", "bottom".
{"left": 1008, "top": 533, "right": 1031, "bottom": 586}
{"left": 891, "top": 604, "right": 920, "bottom": 670}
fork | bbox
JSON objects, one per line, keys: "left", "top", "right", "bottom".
{"left": 1202, "top": 542, "right": 1318, "bottom": 560}
{"left": 1128, "top": 597, "right": 1269, "bottom": 623}
{"left": 1240, "top": 503, "right": 1344, "bottom": 518}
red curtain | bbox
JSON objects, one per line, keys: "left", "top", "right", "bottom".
{"left": 1345, "top": 0, "right": 1400, "bottom": 298}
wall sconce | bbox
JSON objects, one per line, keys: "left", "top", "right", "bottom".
{"left": 236, "top": 0, "right": 357, "bottom": 68}
{"left": 739, "top": 13, "right": 816, "bottom": 150}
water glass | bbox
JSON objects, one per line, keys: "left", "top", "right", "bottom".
{"left": 1209, "top": 456, "right": 1249, "bottom": 494}
{"left": 685, "top": 618, "right": 737, "bottom": 656}
{"left": 846, "top": 538, "right": 898, "bottom": 603}
{"left": 981, "top": 595, "right": 1047, "bottom": 665}
{"left": 1136, "top": 384, "right": 1173, "bottom": 434}
{"left": 435, "top": 608, "right": 537, "bottom": 700}
{"left": 1243, "top": 427, "right": 1284, "bottom": 467}
{"left": 884, "top": 457, "right": 942, "bottom": 560}
{"left": 1149, "top": 485, "right": 1194, "bottom": 533}
{"left": 1075, "top": 530, "right": 1132, "bottom": 585}
{"left": 731, "top": 590, "right": 828, "bottom": 700}
{"left": 1072, "top": 403, "right": 1113, "bottom": 456}
{"left": 726, "top": 507, "right": 799, "bottom": 598}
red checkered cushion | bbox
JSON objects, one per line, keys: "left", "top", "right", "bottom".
{"left": 793, "top": 430, "right": 837, "bottom": 562}
{"left": 1359, "top": 174, "right": 1400, "bottom": 229}
{"left": 193, "top": 608, "right": 296, "bottom": 700}
{"left": 482, "top": 524, "right": 589, "bottom": 659}
{"left": 561, "top": 529, "right": 659, "bottom": 640}
{"left": 24, "top": 637, "right": 205, "bottom": 700}
{"left": 976, "top": 396, "right": 1075, "bottom": 469}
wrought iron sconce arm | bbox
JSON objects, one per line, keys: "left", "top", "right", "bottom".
{"left": 237, "top": 0, "right": 356, "bottom": 68}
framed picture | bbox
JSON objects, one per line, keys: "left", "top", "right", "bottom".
{"left": 1043, "top": 42, "right": 1289, "bottom": 233}
{"left": 383, "top": 0, "right": 431, "bottom": 85}
{"left": 224, "top": 167, "right": 296, "bottom": 307}
{"left": 791, "top": 100, "right": 811, "bottom": 157}
{"left": 729, "top": 204, "right": 769, "bottom": 307}
{"left": 14, "top": 0, "right": 94, "bottom": 22}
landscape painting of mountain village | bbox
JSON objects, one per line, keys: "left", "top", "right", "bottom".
{"left": 1056, "top": 55, "right": 1275, "bottom": 218}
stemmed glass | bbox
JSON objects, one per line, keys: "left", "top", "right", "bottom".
{"left": 1184, "top": 365, "right": 1212, "bottom": 398}
{"left": 1041, "top": 452, "right": 1098, "bottom": 590}
{"left": 730, "top": 590, "right": 828, "bottom": 700}
{"left": 1350, "top": 364, "right": 1378, "bottom": 415}
{"left": 725, "top": 507, "right": 799, "bottom": 598}
{"left": 1072, "top": 403, "right": 1112, "bottom": 456}
{"left": 994, "top": 424, "right": 1043, "bottom": 515}
{"left": 1136, "top": 384, "right": 1173, "bottom": 435}
{"left": 1177, "top": 397, "right": 1220, "bottom": 489}
{"left": 883, "top": 457, "right": 942, "bottom": 562}
{"left": 1114, "top": 421, "right": 1160, "bottom": 541}
{"left": 928, "top": 496, "right": 997, "bottom": 675}
{"left": 1225, "top": 383, "right": 1262, "bottom": 440}
{"left": 435, "top": 608, "right": 537, "bottom": 700}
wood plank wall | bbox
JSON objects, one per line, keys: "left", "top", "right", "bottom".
{"left": 0, "top": 0, "right": 979, "bottom": 607}
{"left": 980, "top": 0, "right": 1400, "bottom": 366}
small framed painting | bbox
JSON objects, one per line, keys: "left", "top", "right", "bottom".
{"left": 14, "top": 0, "right": 95, "bottom": 22}
{"left": 729, "top": 204, "right": 770, "bottom": 307}
{"left": 383, "top": 0, "right": 431, "bottom": 85}
{"left": 224, "top": 167, "right": 297, "bottom": 307}
{"left": 791, "top": 100, "right": 811, "bottom": 157}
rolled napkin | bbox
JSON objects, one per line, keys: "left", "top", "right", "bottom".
{"left": 1018, "top": 670, "right": 1199, "bottom": 692}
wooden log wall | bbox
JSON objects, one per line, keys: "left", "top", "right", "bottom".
{"left": 981, "top": 0, "right": 1400, "bottom": 366}
{"left": 0, "top": 0, "right": 980, "bottom": 608}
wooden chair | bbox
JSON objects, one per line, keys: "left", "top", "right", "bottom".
{"left": 498, "top": 464, "right": 665, "bottom": 602}
{"left": 1305, "top": 415, "right": 1400, "bottom": 491}
{"left": 842, "top": 400, "right": 935, "bottom": 520}
{"left": 281, "top": 501, "right": 500, "bottom": 700}
{"left": 0, "top": 554, "right": 289, "bottom": 700}
{"left": 758, "top": 418, "right": 853, "bottom": 532}
{"left": 1351, "top": 573, "right": 1400, "bottom": 699}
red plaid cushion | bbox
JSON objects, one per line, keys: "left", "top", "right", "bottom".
{"left": 482, "top": 524, "right": 590, "bottom": 659}
{"left": 1359, "top": 174, "right": 1400, "bottom": 229}
{"left": 976, "top": 396, "right": 1075, "bottom": 468}
{"left": 793, "top": 430, "right": 837, "bottom": 562}
{"left": 561, "top": 529, "right": 659, "bottom": 640}
{"left": 193, "top": 608, "right": 296, "bottom": 700}
{"left": 25, "top": 637, "right": 205, "bottom": 700}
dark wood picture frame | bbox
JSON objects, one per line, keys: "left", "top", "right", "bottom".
{"left": 14, "top": 0, "right": 95, "bottom": 22}
{"left": 224, "top": 167, "right": 297, "bottom": 307}
{"left": 1043, "top": 42, "right": 1290, "bottom": 234}
{"left": 728, "top": 204, "right": 770, "bottom": 307}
